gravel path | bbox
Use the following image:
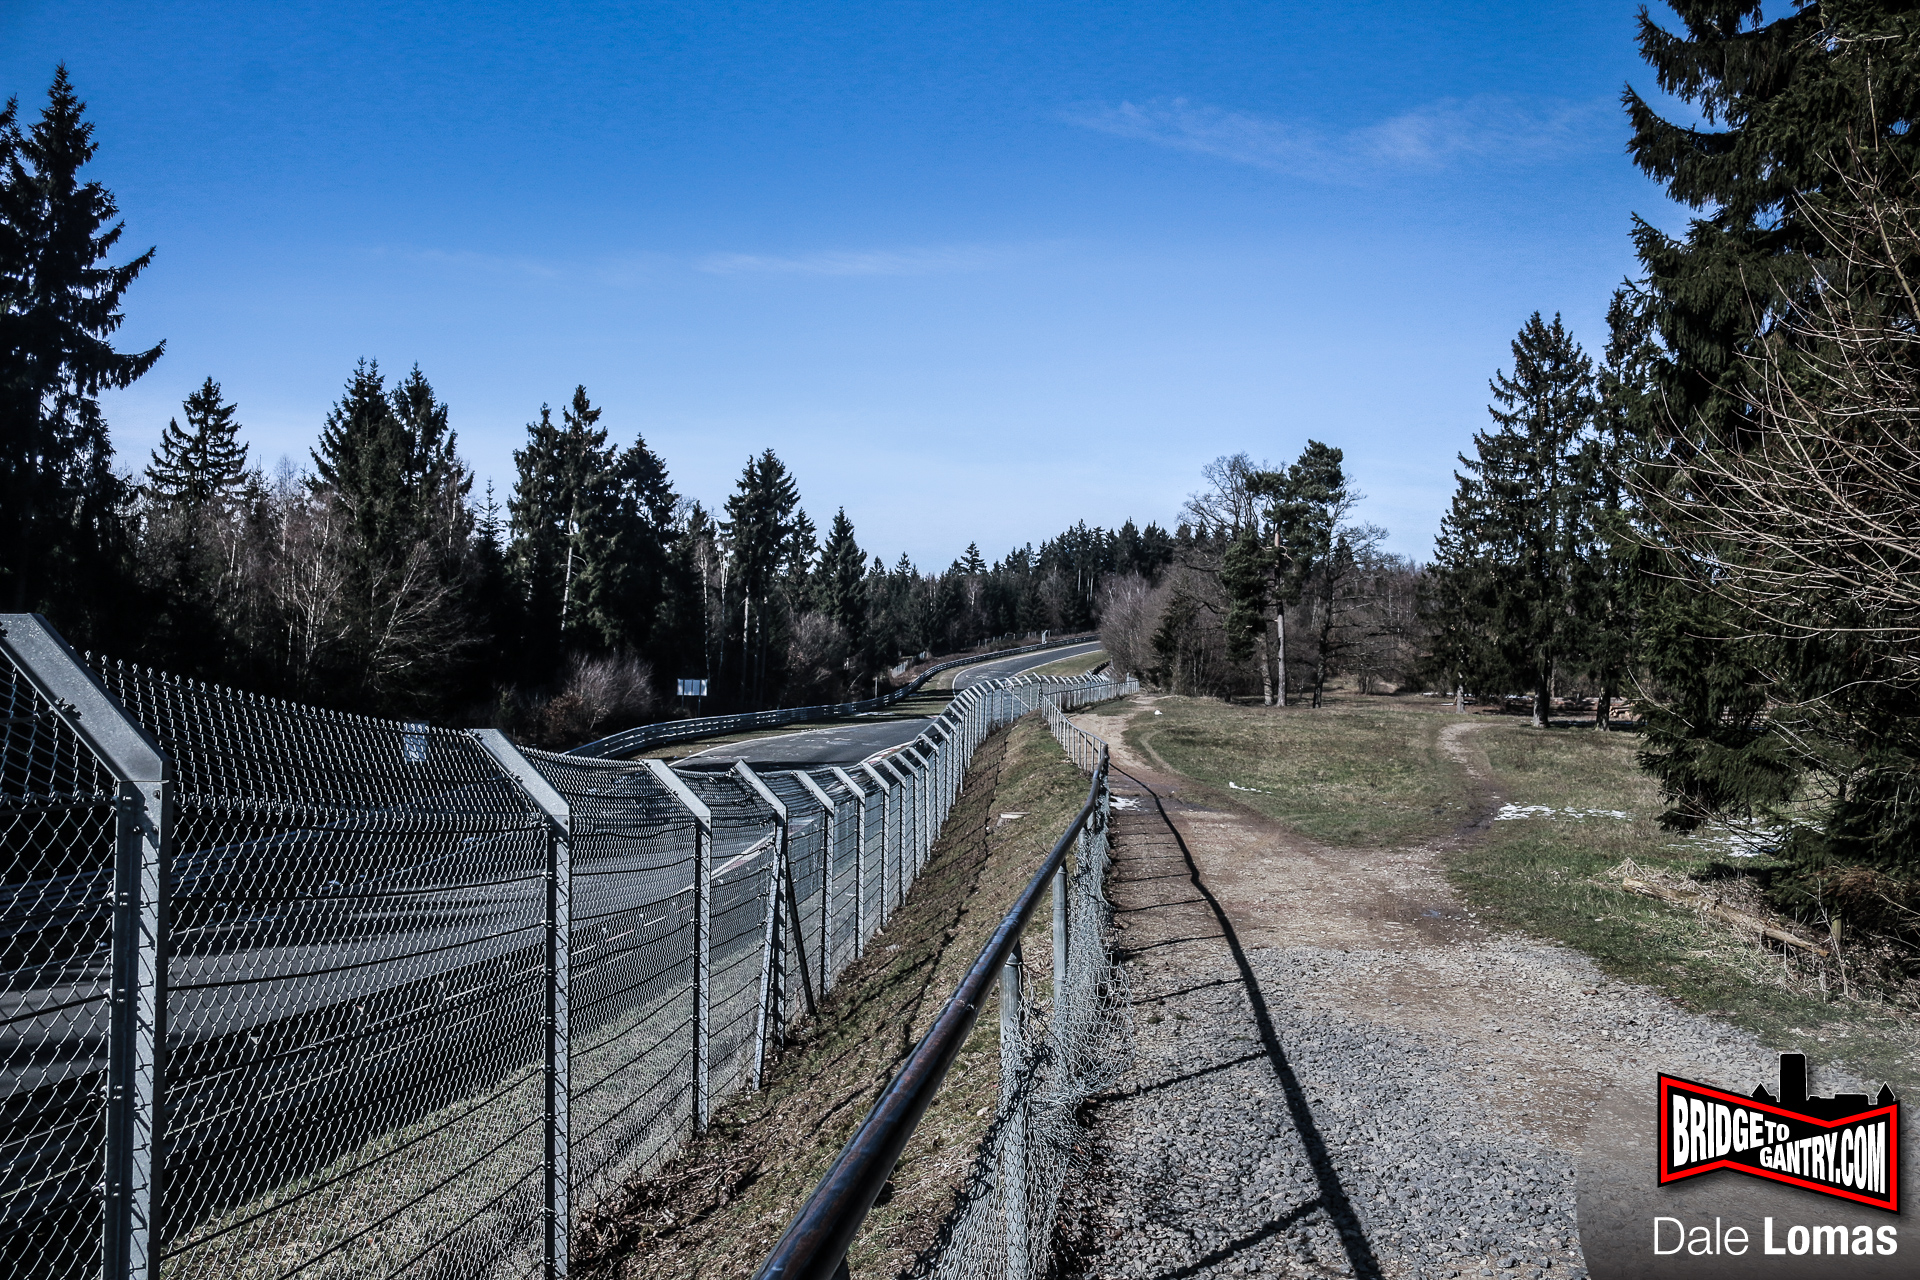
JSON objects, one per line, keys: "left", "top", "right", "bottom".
{"left": 1055, "top": 706, "right": 1870, "bottom": 1280}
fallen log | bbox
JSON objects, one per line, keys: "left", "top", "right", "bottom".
{"left": 1619, "top": 877, "right": 1831, "bottom": 957}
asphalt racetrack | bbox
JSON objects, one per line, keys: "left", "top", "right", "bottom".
{"left": 670, "top": 642, "right": 1105, "bottom": 771}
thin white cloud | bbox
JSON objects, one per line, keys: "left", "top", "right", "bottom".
{"left": 1065, "top": 94, "right": 1610, "bottom": 181}
{"left": 695, "top": 244, "right": 1028, "bottom": 277}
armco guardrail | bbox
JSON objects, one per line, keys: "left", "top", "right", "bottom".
{"left": 755, "top": 690, "right": 1128, "bottom": 1280}
{"left": 0, "top": 612, "right": 1132, "bottom": 1280}
{"left": 567, "top": 633, "right": 1099, "bottom": 759}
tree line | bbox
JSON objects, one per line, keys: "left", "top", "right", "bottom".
{"left": 1098, "top": 446, "right": 1423, "bottom": 707}
{"left": 1424, "top": 2, "right": 1920, "bottom": 939}
{"left": 0, "top": 67, "right": 1177, "bottom": 744}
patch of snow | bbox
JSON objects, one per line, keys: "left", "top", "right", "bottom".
{"left": 1493, "top": 803, "right": 1632, "bottom": 822}
{"left": 1228, "top": 781, "right": 1266, "bottom": 794}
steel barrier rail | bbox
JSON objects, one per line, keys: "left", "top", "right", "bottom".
{"left": 750, "top": 747, "right": 1110, "bottom": 1280}
{"left": 567, "top": 634, "right": 1098, "bottom": 759}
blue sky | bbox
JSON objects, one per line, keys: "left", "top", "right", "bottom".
{"left": 2, "top": 1, "right": 1694, "bottom": 567}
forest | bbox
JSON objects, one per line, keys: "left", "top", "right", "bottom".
{"left": 0, "top": 69, "right": 1176, "bottom": 745}
{"left": 13, "top": 0, "right": 1920, "bottom": 941}
{"left": 1098, "top": 4, "right": 1920, "bottom": 948}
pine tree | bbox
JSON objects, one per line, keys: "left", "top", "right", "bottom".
{"left": 816, "top": 508, "right": 867, "bottom": 644}
{"left": 1435, "top": 314, "right": 1595, "bottom": 727}
{"left": 310, "top": 360, "right": 474, "bottom": 708}
{"left": 1626, "top": 2, "right": 1920, "bottom": 441}
{"left": 146, "top": 377, "right": 247, "bottom": 513}
{"left": 0, "top": 68, "right": 162, "bottom": 635}
{"left": 508, "top": 388, "right": 621, "bottom": 675}
{"left": 721, "top": 450, "right": 804, "bottom": 704}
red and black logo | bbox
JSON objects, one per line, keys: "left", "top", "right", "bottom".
{"left": 1659, "top": 1053, "right": 1899, "bottom": 1212}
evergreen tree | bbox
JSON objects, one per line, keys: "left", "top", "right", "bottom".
{"left": 721, "top": 449, "right": 804, "bottom": 704}
{"left": 311, "top": 360, "right": 474, "bottom": 708}
{"left": 1434, "top": 314, "right": 1596, "bottom": 726}
{"left": 139, "top": 378, "right": 248, "bottom": 671}
{"left": 816, "top": 508, "right": 867, "bottom": 644}
{"left": 508, "top": 387, "right": 620, "bottom": 673}
{"left": 0, "top": 68, "right": 162, "bottom": 637}
{"left": 146, "top": 377, "right": 247, "bottom": 513}
{"left": 1625, "top": 2, "right": 1920, "bottom": 885}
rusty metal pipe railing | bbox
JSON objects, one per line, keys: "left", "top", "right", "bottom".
{"left": 752, "top": 745, "right": 1110, "bottom": 1280}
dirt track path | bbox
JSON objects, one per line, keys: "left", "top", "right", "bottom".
{"left": 1056, "top": 699, "right": 1807, "bottom": 1280}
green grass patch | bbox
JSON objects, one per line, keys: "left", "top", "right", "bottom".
{"left": 1125, "top": 694, "right": 1474, "bottom": 847}
{"left": 1454, "top": 721, "right": 1919, "bottom": 1096}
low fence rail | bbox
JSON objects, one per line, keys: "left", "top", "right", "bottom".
{"left": 0, "top": 613, "right": 1133, "bottom": 1280}
{"left": 756, "top": 688, "right": 1129, "bottom": 1280}
{"left": 567, "top": 633, "right": 1098, "bottom": 759}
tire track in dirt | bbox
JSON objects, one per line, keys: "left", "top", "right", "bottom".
{"left": 1059, "top": 700, "right": 1826, "bottom": 1280}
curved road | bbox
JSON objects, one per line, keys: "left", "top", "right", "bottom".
{"left": 674, "top": 641, "right": 1105, "bottom": 771}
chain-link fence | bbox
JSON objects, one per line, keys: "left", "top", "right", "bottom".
{"left": 0, "top": 613, "right": 1134, "bottom": 1280}
{"left": 908, "top": 703, "right": 1129, "bottom": 1280}
{"left": 750, "top": 681, "right": 1132, "bottom": 1280}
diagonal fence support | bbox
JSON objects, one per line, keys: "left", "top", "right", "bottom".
{"left": 471, "top": 730, "right": 573, "bottom": 1280}
{"left": 645, "top": 758, "right": 714, "bottom": 1132}
{"left": 790, "top": 770, "right": 838, "bottom": 995}
{"left": 0, "top": 614, "right": 172, "bottom": 1280}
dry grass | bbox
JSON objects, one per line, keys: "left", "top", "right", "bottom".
{"left": 1122, "top": 691, "right": 1919, "bottom": 1096}
{"left": 577, "top": 715, "right": 1091, "bottom": 1280}
{"left": 1124, "top": 692, "right": 1474, "bottom": 847}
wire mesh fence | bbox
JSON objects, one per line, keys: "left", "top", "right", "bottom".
{"left": 0, "top": 612, "right": 1134, "bottom": 1280}
{"left": 905, "top": 713, "right": 1130, "bottom": 1280}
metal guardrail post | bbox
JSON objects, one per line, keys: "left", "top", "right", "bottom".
{"left": 644, "top": 759, "right": 713, "bottom": 1131}
{"left": 790, "top": 771, "right": 837, "bottom": 995}
{"left": 472, "top": 731, "right": 572, "bottom": 1280}
{"left": 0, "top": 615, "right": 172, "bottom": 1280}
{"left": 830, "top": 767, "right": 869, "bottom": 959}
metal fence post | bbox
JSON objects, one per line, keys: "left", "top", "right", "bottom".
{"left": 879, "top": 758, "right": 910, "bottom": 912}
{"left": 643, "top": 759, "right": 713, "bottom": 1132}
{"left": 1000, "top": 940, "right": 1028, "bottom": 1280}
{"left": 790, "top": 771, "right": 837, "bottom": 994}
{"left": 831, "top": 767, "right": 869, "bottom": 959}
{"left": 735, "top": 764, "right": 792, "bottom": 1085}
{"left": 472, "top": 731, "right": 571, "bottom": 1280}
{"left": 860, "top": 762, "right": 893, "bottom": 932}
{"left": 0, "top": 615, "right": 171, "bottom": 1280}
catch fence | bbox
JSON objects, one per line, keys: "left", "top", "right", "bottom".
{"left": 753, "top": 678, "right": 1130, "bottom": 1280}
{"left": 0, "top": 613, "right": 1134, "bottom": 1280}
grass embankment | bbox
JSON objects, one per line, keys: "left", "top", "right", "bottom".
{"left": 1127, "top": 694, "right": 1473, "bottom": 847}
{"left": 579, "top": 715, "right": 1092, "bottom": 1280}
{"left": 1126, "top": 693, "right": 1918, "bottom": 1096}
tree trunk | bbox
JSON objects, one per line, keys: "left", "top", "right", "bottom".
{"left": 1532, "top": 662, "right": 1549, "bottom": 729}
{"left": 1596, "top": 680, "right": 1613, "bottom": 731}
{"left": 1454, "top": 681, "right": 1464, "bottom": 714}
{"left": 1275, "top": 609, "right": 1287, "bottom": 707}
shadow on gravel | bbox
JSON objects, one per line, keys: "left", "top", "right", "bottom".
{"left": 1116, "top": 765, "right": 1385, "bottom": 1280}
{"left": 1150, "top": 1197, "right": 1325, "bottom": 1280}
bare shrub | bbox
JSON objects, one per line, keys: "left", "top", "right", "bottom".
{"left": 785, "top": 613, "right": 852, "bottom": 705}
{"left": 1097, "top": 573, "right": 1161, "bottom": 678}
{"left": 518, "top": 652, "right": 659, "bottom": 748}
